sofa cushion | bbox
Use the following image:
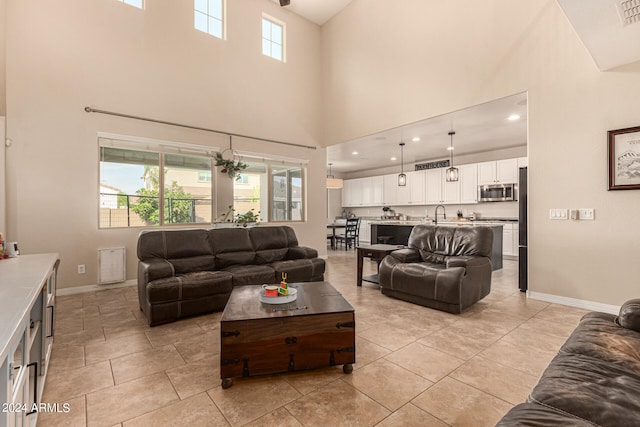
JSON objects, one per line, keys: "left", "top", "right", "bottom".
{"left": 147, "top": 271, "right": 233, "bottom": 303}
{"left": 210, "top": 228, "right": 256, "bottom": 268}
{"left": 561, "top": 312, "right": 640, "bottom": 373}
{"left": 529, "top": 352, "right": 640, "bottom": 427}
{"left": 382, "top": 258, "right": 464, "bottom": 305}
{"left": 497, "top": 403, "right": 594, "bottom": 427}
{"left": 169, "top": 255, "right": 216, "bottom": 275}
{"left": 138, "top": 229, "right": 212, "bottom": 260}
{"left": 408, "top": 225, "right": 493, "bottom": 261}
{"left": 222, "top": 265, "right": 275, "bottom": 286}
{"left": 271, "top": 258, "right": 325, "bottom": 283}
{"left": 617, "top": 298, "right": 640, "bottom": 333}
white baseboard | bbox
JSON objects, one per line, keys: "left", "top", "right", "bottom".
{"left": 527, "top": 291, "right": 620, "bottom": 315}
{"left": 56, "top": 279, "right": 136, "bottom": 296}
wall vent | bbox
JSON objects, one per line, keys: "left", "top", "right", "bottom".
{"left": 617, "top": 0, "right": 640, "bottom": 26}
{"left": 98, "top": 247, "right": 126, "bottom": 284}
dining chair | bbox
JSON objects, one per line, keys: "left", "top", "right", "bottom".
{"left": 335, "top": 218, "right": 360, "bottom": 250}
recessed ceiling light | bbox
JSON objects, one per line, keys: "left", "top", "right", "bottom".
{"left": 412, "top": 137, "right": 420, "bottom": 142}
{"left": 508, "top": 114, "right": 521, "bottom": 121}
{"left": 447, "top": 147, "right": 454, "bottom": 151}
{"left": 390, "top": 157, "right": 397, "bottom": 161}
{"left": 352, "top": 151, "right": 358, "bottom": 155}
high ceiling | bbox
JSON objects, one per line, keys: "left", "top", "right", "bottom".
{"left": 557, "top": 0, "right": 640, "bottom": 70}
{"left": 327, "top": 93, "right": 528, "bottom": 174}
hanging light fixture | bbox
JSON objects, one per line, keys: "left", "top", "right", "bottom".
{"left": 398, "top": 142, "right": 407, "bottom": 186}
{"left": 446, "top": 131, "right": 459, "bottom": 182}
{"left": 326, "top": 163, "right": 343, "bottom": 189}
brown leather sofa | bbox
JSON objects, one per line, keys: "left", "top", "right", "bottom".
{"left": 378, "top": 224, "right": 493, "bottom": 313}
{"left": 497, "top": 299, "right": 640, "bottom": 426}
{"left": 137, "top": 226, "right": 325, "bottom": 326}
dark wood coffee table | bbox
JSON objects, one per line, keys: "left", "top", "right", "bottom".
{"left": 219, "top": 281, "right": 355, "bottom": 388}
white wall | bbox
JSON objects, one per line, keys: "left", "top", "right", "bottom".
{"left": 5, "top": 0, "right": 325, "bottom": 289}
{"left": 321, "top": 0, "right": 640, "bottom": 306}
{"left": 0, "top": 0, "right": 5, "bottom": 116}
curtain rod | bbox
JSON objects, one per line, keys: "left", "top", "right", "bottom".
{"left": 84, "top": 106, "right": 317, "bottom": 150}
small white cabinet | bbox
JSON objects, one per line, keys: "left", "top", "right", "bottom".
{"left": 426, "top": 168, "right": 460, "bottom": 205}
{"left": 1, "top": 254, "right": 59, "bottom": 427}
{"left": 478, "top": 158, "right": 519, "bottom": 185}
{"left": 359, "top": 219, "right": 371, "bottom": 244}
{"left": 342, "top": 176, "right": 384, "bottom": 207}
{"left": 459, "top": 164, "right": 478, "bottom": 204}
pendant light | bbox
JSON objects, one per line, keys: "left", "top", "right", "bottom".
{"left": 446, "top": 131, "right": 459, "bottom": 182}
{"left": 398, "top": 142, "right": 407, "bottom": 186}
{"left": 326, "top": 163, "right": 343, "bottom": 189}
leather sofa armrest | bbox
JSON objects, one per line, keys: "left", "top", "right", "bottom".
{"left": 288, "top": 246, "right": 318, "bottom": 260}
{"left": 616, "top": 299, "right": 640, "bottom": 332}
{"left": 446, "top": 256, "right": 490, "bottom": 269}
{"left": 389, "top": 248, "right": 421, "bottom": 263}
{"left": 138, "top": 259, "right": 174, "bottom": 284}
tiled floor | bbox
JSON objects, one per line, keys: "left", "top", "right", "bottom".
{"left": 38, "top": 250, "right": 588, "bottom": 427}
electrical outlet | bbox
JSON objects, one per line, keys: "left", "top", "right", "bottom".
{"left": 578, "top": 208, "right": 595, "bottom": 220}
{"left": 78, "top": 264, "right": 86, "bottom": 274}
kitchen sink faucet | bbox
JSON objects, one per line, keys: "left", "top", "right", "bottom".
{"left": 434, "top": 205, "right": 446, "bottom": 225}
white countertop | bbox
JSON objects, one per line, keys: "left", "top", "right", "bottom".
{"left": 0, "top": 253, "right": 59, "bottom": 362}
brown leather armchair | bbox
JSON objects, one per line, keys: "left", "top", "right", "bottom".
{"left": 378, "top": 224, "right": 493, "bottom": 313}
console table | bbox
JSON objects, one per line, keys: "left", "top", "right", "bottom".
{"left": 0, "top": 253, "right": 59, "bottom": 427}
{"left": 356, "top": 244, "right": 400, "bottom": 286}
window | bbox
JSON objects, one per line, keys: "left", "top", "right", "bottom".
{"left": 118, "top": 0, "right": 144, "bottom": 9}
{"left": 195, "top": 0, "right": 224, "bottom": 39}
{"left": 99, "top": 137, "right": 215, "bottom": 228}
{"left": 271, "top": 165, "right": 302, "bottom": 221}
{"left": 232, "top": 158, "right": 305, "bottom": 223}
{"left": 198, "top": 171, "right": 212, "bottom": 182}
{"left": 262, "top": 16, "right": 284, "bottom": 61}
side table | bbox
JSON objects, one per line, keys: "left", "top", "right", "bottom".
{"left": 356, "top": 244, "right": 400, "bottom": 286}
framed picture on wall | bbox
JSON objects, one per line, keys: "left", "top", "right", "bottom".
{"left": 608, "top": 125, "right": 640, "bottom": 190}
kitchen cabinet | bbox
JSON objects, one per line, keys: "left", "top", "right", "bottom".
{"left": 459, "top": 164, "right": 478, "bottom": 204}
{"left": 1, "top": 254, "right": 59, "bottom": 427}
{"left": 478, "top": 158, "right": 519, "bottom": 185}
{"left": 342, "top": 176, "right": 383, "bottom": 207}
{"left": 359, "top": 219, "right": 371, "bottom": 244}
{"left": 502, "top": 223, "right": 515, "bottom": 256}
{"left": 426, "top": 168, "right": 460, "bottom": 205}
{"left": 382, "top": 174, "right": 397, "bottom": 205}
{"left": 383, "top": 171, "right": 425, "bottom": 206}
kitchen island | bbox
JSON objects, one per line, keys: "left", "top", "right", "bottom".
{"left": 370, "top": 222, "right": 503, "bottom": 270}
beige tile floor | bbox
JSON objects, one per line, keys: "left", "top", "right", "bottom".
{"left": 38, "top": 250, "right": 588, "bottom": 427}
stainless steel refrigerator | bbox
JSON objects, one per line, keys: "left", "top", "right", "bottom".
{"left": 518, "top": 167, "right": 527, "bottom": 292}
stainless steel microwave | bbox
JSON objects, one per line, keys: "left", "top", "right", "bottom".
{"left": 478, "top": 183, "right": 517, "bottom": 202}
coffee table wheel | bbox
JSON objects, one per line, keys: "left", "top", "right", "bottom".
{"left": 221, "top": 378, "right": 233, "bottom": 389}
{"left": 343, "top": 364, "right": 353, "bottom": 374}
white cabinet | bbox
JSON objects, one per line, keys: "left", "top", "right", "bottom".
{"left": 396, "top": 170, "right": 425, "bottom": 205}
{"left": 517, "top": 157, "right": 528, "bottom": 168}
{"left": 359, "top": 219, "right": 371, "bottom": 244}
{"left": 478, "top": 158, "right": 519, "bottom": 185}
{"left": 342, "top": 177, "right": 384, "bottom": 207}
{"left": 459, "top": 164, "right": 478, "bottom": 204}
{"left": 382, "top": 174, "right": 398, "bottom": 205}
{"left": 503, "top": 223, "right": 515, "bottom": 256}
{"left": 383, "top": 171, "right": 425, "bottom": 206}
{"left": 1, "top": 254, "right": 59, "bottom": 427}
{"left": 426, "top": 168, "right": 460, "bottom": 205}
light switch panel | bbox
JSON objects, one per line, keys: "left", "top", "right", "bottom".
{"left": 578, "top": 208, "right": 595, "bottom": 220}
{"left": 549, "top": 209, "right": 568, "bottom": 220}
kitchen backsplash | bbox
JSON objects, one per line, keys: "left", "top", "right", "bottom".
{"left": 347, "top": 202, "right": 519, "bottom": 220}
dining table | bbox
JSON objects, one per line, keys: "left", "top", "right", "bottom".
{"left": 327, "top": 223, "right": 346, "bottom": 249}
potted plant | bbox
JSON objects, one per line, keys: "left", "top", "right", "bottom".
{"left": 214, "top": 152, "right": 248, "bottom": 180}
{"left": 215, "top": 205, "right": 260, "bottom": 227}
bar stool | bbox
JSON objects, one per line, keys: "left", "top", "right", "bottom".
{"left": 377, "top": 236, "right": 393, "bottom": 244}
